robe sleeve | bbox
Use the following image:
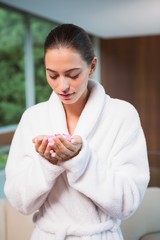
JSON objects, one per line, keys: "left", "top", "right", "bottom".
{"left": 60, "top": 105, "right": 150, "bottom": 220}
{"left": 4, "top": 110, "right": 64, "bottom": 215}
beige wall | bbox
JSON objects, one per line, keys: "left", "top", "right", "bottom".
{"left": 0, "top": 199, "right": 33, "bottom": 240}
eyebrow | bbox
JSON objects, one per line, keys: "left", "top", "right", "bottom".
{"left": 46, "top": 68, "right": 81, "bottom": 74}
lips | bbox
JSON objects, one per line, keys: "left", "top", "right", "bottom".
{"left": 58, "top": 93, "right": 75, "bottom": 100}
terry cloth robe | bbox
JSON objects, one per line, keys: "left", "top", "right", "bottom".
{"left": 4, "top": 80, "right": 150, "bottom": 240}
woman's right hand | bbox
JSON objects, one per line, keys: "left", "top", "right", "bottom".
{"left": 32, "top": 135, "right": 58, "bottom": 164}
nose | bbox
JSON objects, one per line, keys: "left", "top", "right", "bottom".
{"left": 59, "top": 77, "right": 69, "bottom": 93}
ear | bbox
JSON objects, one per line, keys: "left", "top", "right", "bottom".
{"left": 89, "top": 57, "right": 97, "bottom": 77}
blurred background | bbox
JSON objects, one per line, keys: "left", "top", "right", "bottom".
{"left": 0, "top": 0, "right": 160, "bottom": 198}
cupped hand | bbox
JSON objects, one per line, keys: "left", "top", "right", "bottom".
{"left": 32, "top": 135, "right": 58, "bottom": 164}
{"left": 49, "top": 135, "right": 82, "bottom": 161}
{"left": 32, "top": 134, "right": 82, "bottom": 164}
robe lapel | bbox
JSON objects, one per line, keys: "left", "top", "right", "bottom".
{"left": 48, "top": 92, "right": 69, "bottom": 135}
{"left": 48, "top": 80, "right": 106, "bottom": 139}
{"left": 73, "top": 80, "right": 106, "bottom": 139}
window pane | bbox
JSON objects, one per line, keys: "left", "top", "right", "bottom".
{"left": 0, "top": 8, "right": 26, "bottom": 126}
{"left": 31, "top": 18, "right": 56, "bottom": 103}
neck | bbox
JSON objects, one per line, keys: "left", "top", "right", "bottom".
{"left": 62, "top": 89, "right": 89, "bottom": 135}
{"left": 63, "top": 89, "right": 89, "bottom": 118}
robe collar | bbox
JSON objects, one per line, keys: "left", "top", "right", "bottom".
{"left": 48, "top": 80, "right": 107, "bottom": 139}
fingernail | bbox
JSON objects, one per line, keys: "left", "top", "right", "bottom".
{"left": 51, "top": 152, "right": 56, "bottom": 157}
{"left": 48, "top": 141, "right": 55, "bottom": 146}
{"left": 71, "top": 138, "right": 76, "bottom": 144}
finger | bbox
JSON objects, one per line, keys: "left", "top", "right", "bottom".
{"left": 47, "top": 135, "right": 83, "bottom": 161}
{"left": 53, "top": 136, "right": 74, "bottom": 155}
{"left": 50, "top": 151, "right": 62, "bottom": 161}
{"left": 70, "top": 135, "right": 82, "bottom": 144}
{"left": 38, "top": 137, "right": 48, "bottom": 155}
{"left": 46, "top": 151, "right": 59, "bottom": 164}
{"left": 56, "top": 135, "right": 76, "bottom": 152}
{"left": 34, "top": 139, "right": 43, "bottom": 152}
{"left": 49, "top": 138, "right": 73, "bottom": 161}
{"left": 43, "top": 142, "right": 52, "bottom": 157}
{"left": 57, "top": 135, "right": 82, "bottom": 154}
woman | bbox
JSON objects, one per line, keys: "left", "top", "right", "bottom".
{"left": 4, "top": 24, "right": 150, "bottom": 240}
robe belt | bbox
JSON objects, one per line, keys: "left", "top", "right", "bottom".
{"left": 36, "top": 218, "right": 120, "bottom": 240}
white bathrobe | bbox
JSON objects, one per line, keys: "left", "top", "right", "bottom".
{"left": 4, "top": 80, "right": 150, "bottom": 240}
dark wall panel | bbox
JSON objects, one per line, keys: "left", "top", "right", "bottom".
{"left": 100, "top": 36, "right": 160, "bottom": 186}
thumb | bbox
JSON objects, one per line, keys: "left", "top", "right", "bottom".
{"left": 71, "top": 135, "right": 82, "bottom": 144}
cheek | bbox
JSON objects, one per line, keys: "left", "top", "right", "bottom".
{"left": 47, "top": 78, "right": 57, "bottom": 90}
{"left": 73, "top": 80, "right": 87, "bottom": 92}
{"left": 75, "top": 73, "right": 89, "bottom": 89}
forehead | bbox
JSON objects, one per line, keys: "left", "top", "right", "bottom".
{"left": 45, "top": 47, "right": 88, "bottom": 70}
{"left": 45, "top": 47, "right": 82, "bottom": 61}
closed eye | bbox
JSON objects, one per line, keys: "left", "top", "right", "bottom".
{"left": 49, "top": 75, "right": 58, "bottom": 80}
{"left": 67, "top": 74, "right": 80, "bottom": 80}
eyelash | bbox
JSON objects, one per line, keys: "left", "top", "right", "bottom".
{"left": 70, "top": 74, "right": 79, "bottom": 79}
{"left": 49, "top": 74, "right": 79, "bottom": 80}
{"left": 50, "top": 76, "right": 58, "bottom": 80}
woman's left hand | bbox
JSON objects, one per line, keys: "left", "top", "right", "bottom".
{"left": 49, "top": 135, "right": 82, "bottom": 161}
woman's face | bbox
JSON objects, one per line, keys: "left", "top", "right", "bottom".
{"left": 45, "top": 47, "right": 96, "bottom": 105}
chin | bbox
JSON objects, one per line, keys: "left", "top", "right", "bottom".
{"left": 62, "top": 100, "right": 77, "bottom": 105}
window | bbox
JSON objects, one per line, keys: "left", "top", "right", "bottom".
{"left": 0, "top": 8, "right": 26, "bottom": 126}
{"left": 0, "top": 6, "right": 57, "bottom": 198}
{"left": 31, "top": 17, "right": 55, "bottom": 103}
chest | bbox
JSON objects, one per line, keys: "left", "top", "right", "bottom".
{"left": 66, "top": 116, "right": 79, "bottom": 136}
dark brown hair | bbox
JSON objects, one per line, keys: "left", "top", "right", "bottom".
{"left": 44, "top": 23, "right": 95, "bottom": 65}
